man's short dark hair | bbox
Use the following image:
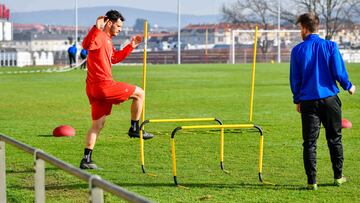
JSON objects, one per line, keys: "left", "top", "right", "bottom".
{"left": 105, "top": 10, "right": 125, "bottom": 22}
{"left": 296, "top": 13, "right": 319, "bottom": 33}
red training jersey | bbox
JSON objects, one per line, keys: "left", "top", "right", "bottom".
{"left": 82, "top": 26, "right": 134, "bottom": 84}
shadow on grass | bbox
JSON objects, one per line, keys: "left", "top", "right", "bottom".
{"left": 8, "top": 183, "right": 88, "bottom": 190}
{"left": 6, "top": 169, "right": 34, "bottom": 174}
{"left": 113, "top": 182, "right": 310, "bottom": 191}
{"left": 256, "top": 82, "right": 289, "bottom": 87}
{"left": 8, "top": 181, "right": 337, "bottom": 191}
{"left": 38, "top": 134, "right": 53, "bottom": 137}
{"left": 318, "top": 183, "right": 337, "bottom": 187}
{"left": 182, "top": 183, "right": 338, "bottom": 191}
{"left": 6, "top": 167, "right": 59, "bottom": 174}
{"left": 45, "top": 183, "right": 88, "bottom": 190}
{"left": 113, "top": 181, "right": 339, "bottom": 191}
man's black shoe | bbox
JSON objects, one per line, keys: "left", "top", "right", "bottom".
{"left": 128, "top": 129, "right": 154, "bottom": 140}
{"left": 80, "top": 159, "right": 98, "bottom": 169}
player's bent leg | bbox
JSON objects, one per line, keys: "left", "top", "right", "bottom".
{"left": 128, "top": 86, "right": 154, "bottom": 140}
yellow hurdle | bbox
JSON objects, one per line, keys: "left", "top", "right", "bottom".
{"left": 140, "top": 117, "right": 223, "bottom": 173}
{"left": 171, "top": 124, "right": 263, "bottom": 186}
{"left": 167, "top": 27, "right": 265, "bottom": 186}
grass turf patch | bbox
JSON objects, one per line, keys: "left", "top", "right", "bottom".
{"left": 1, "top": 63, "right": 360, "bottom": 202}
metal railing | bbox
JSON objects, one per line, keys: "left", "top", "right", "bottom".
{"left": 0, "top": 133, "right": 152, "bottom": 203}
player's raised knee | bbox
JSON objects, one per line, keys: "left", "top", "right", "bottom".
{"left": 132, "top": 86, "right": 144, "bottom": 100}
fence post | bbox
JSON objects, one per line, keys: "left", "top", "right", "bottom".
{"left": 34, "top": 149, "right": 45, "bottom": 203}
{"left": 0, "top": 141, "right": 6, "bottom": 203}
{"left": 89, "top": 175, "right": 104, "bottom": 203}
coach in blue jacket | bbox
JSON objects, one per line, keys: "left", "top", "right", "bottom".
{"left": 290, "top": 13, "right": 356, "bottom": 190}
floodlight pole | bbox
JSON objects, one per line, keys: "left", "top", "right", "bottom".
{"left": 231, "top": 30, "right": 235, "bottom": 64}
{"left": 75, "top": 0, "right": 78, "bottom": 65}
{"left": 177, "top": 0, "right": 181, "bottom": 64}
{"left": 277, "top": 0, "right": 281, "bottom": 63}
{"left": 205, "top": 27, "right": 209, "bottom": 63}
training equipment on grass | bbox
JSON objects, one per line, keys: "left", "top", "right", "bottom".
{"left": 52, "top": 125, "right": 76, "bottom": 137}
{"left": 138, "top": 21, "right": 224, "bottom": 175}
{"left": 342, "top": 118, "right": 352, "bottom": 129}
{"left": 171, "top": 124, "right": 263, "bottom": 186}
{"left": 138, "top": 23, "right": 265, "bottom": 186}
{"left": 168, "top": 25, "right": 266, "bottom": 186}
{"left": 139, "top": 118, "right": 224, "bottom": 174}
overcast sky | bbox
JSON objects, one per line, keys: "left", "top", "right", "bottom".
{"left": 2, "top": 0, "right": 237, "bottom": 15}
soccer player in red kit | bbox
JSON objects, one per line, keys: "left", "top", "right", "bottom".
{"left": 80, "top": 10, "right": 153, "bottom": 169}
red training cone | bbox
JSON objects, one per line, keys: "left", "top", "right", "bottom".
{"left": 53, "top": 125, "right": 76, "bottom": 137}
{"left": 342, "top": 118, "right": 352, "bottom": 129}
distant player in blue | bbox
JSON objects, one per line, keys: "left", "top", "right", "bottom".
{"left": 80, "top": 48, "right": 88, "bottom": 69}
{"left": 68, "top": 44, "right": 77, "bottom": 67}
{"left": 290, "top": 13, "right": 356, "bottom": 190}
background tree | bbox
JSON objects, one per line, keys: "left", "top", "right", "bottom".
{"left": 222, "top": 0, "right": 360, "bottom": 40}
{"left": 298, "top": 0, "right": 354, "bottom": 40}
{"left": 222, "top": 0, "right": 276, "bottom": 55}
{"left": 133, "top": 18, "right": 150, "bottom": 32}
{"left": 273, "top": 0, "right": 358, "bottom": 40}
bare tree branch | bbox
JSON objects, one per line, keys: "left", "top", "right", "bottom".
{"left": 289, "top": 0, "right": 357, "bottom": 40}
{"left": 221, "top": 0, "right": 360, "bottom": 46}
{"left": 221, "top": 0, "right": 274, "bottom": 54}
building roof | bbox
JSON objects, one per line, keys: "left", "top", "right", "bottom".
{"left": 13, "top": 32, "right": 71, "bottom": 41}
{"left": 182, "top": 23, "right": 290, "bottom": 32}
{"left": 0, "top": 47, "right": 20, "bottom": 52}
{"left": 13, "top": 23, "right": 46, "bottom": 32}
{"left": 14, "top": 23, "right": 88, "bottom": 33}
{"left": 149, "top": 32, "right": 176, "bottom": 38}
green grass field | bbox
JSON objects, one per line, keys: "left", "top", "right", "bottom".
{"left": 0, "top": 63, "right": 359, "bottom": 202}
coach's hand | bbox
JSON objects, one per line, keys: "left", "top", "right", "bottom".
{"left": 348, "top": 85, "right": 356, "bottom": 95}
{"left": 296, "top": 103, "right": 301, "bottom": 113}
{"left": 96, "top": 16, "right": 108, "bottom": 30}
{"left": 130, "top": 35, "right": 142, "bottom": 48}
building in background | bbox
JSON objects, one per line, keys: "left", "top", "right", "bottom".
{"left": 0, "top": 48, "right": 32, "bottom": 67}
{"left": 1, "top": 1, "right": 360, "bottom": 66}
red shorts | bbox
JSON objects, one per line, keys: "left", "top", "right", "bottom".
{"left": 86, "top": 81, "right": 136, "bottom": 120}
